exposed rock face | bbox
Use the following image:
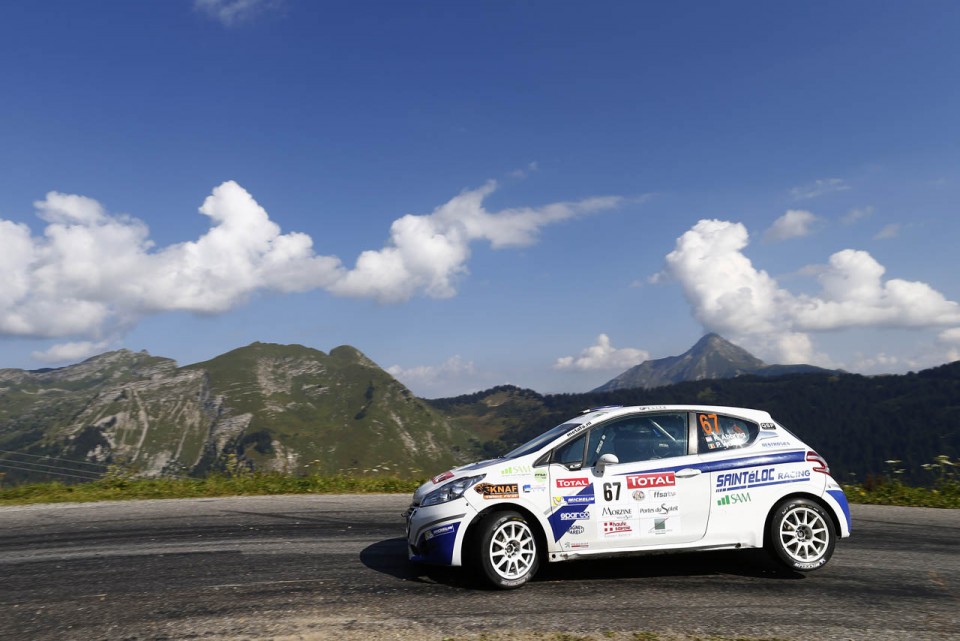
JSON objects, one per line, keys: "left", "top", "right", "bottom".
{"left": 0, "top": 344, "right": 473, "bottom": 482}
{"left": 593, "top": 334, "right": 839, "bottom": 392}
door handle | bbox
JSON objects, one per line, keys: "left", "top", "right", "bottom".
{"left": 675, "top": 468, "right": 702, "bottom": 478}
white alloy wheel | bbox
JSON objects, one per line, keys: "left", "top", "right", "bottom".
{"left": 488, "top": 520, "right": 536, "bottom": 580}
{"left": 778, "top": 505, "right": 829, "bottom": 562}
{"left": 476, "top": 511, "right": 540, "bottom": 589}
{"left": 768, "top": 498, "right": 836, "bottom": 571}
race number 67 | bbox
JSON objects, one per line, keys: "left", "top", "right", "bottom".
{"left": 699, "top": 413, "right": 719, "bottom": 435}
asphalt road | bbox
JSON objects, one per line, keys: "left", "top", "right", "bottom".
{"left": 0, "top": 495, "right": 957, "bottom": 641}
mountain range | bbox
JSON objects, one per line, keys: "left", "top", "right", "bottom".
{"left": 0, "top": 343, "right": 474, "bottom": 483}
{"left": 1, "top": 335, "right": 957, "bottom": 484}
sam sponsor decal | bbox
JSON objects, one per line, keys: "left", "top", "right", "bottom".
{"left": 626, "top": 472, "right": 676, "bottom": 489}
{"left": 717, "top": 492, "right": 751, "bottom": 507}
{"left": 499, "top": 464, "right": 534, "bottom": 477}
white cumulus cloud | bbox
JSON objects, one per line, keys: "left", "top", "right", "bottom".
{"left": 764, "top": 209, "right": 819, "bottom": 242}
{"left": 387, "top": 356, "right": 478, "bottom": 397}
{"left": 328, "top": 181, "right": 622, "bottom": 303}
{"left": 194, "top": 0, "right": 281, "bottom": 27}
{"left": 0, "top": 180, "right": 621, "bottom": 361}
{"left": 32, "top": 340, "right": 112, "bottom": 364}
{"left": 554, "top": 334, "right": 650, "bottom": 371}
{"left": 841, "top": 206, "right": 874, "bottom": 225}
{"left": 790, "top": 178, "right": 850, "bottom": 201}
{"left": 658, "top": 219, "right": 960, "bottom": 365}
{"left": 874, "top": 223, "right": 902, "bottom": 240}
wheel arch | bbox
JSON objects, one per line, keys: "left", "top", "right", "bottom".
{"left": 462, "top": 502, "right": 549, "bottom": 567}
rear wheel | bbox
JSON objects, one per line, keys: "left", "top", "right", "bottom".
{"left": 768, "top": 498, "right": 836, "bottom": 571}
{"left": 475, "top": 511, "right": 539, "bottom": 589}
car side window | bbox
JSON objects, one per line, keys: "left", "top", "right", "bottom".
{"left": 697, "top": 412, "right": 759, "bottom": 452}
{"left": 551, "top": 433, "right": 587, "bottom": 469}
{"left": 585, "top": 413, "right": 689, "bottom": 467}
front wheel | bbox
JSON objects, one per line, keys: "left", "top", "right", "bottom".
{"left": 767, "top": 498, "right": 836, "bottom": 571}
{"left": 475, "top": 511, "right": 540, "bottom": 589}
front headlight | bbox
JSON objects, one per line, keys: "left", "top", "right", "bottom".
{"left": 420, "top": 474, "right": 485, "bottom": 507}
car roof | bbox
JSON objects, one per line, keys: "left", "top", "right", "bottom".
{"left": 579, "top": 404, "right": 775, "bottom": 425}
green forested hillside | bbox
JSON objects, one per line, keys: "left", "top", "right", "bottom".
{"left": 0, "top": 343, "right": 475, "bottom": 483}
{"left": 430, "top": 362, "right": 960, "bottom": 483}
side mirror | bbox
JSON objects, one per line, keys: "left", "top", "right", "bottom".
{"left": 593, "top": 453, "right": 619, "bottom": 477}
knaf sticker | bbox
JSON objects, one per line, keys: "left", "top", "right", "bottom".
{"left": 474, "top": 483, "right": 520, "bottom": 499}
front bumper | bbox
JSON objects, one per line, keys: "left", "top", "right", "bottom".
{"left": 404, "top": 501, "right": 474, "bottom": 566}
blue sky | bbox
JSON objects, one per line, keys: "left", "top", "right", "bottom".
{"left": 1, "top": 1, "right": 959, "bottom": 397}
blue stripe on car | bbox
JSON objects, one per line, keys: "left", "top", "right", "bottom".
{"left": 827, "top": 488, "right": 852, "bottom": 533}
{"left": 612, "top": 450, "right": 808, "bottom": 477}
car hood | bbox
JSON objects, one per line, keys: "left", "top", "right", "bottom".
{"left": 412, "top": 458, "right": 501, "bottom": 503}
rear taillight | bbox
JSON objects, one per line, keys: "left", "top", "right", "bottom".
{"left": 807, "top": 451, "right": 830, "bottom": 474}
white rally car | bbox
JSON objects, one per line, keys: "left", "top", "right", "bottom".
{"left": 404, "top": 405, "right": 851, "bottom": 588}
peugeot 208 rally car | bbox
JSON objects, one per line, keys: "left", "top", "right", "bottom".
{"left": 404, "top": 405, "right": 851, "bottom": 589}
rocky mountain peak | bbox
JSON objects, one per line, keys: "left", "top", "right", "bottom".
{"left": 593, "top": 334, "right": 833, "bottom": 392}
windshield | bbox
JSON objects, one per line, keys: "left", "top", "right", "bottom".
{"left": 502, "top": 421, "right": 583, "bottom": 459}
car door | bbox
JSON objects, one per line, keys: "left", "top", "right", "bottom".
{"left": 584, "top": 412, "right": 711, "bottom": 548}
{"left": 545, "top": 430, "right": 600, "bottom": 551}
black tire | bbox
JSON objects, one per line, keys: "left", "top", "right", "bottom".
{"left": 474, "top": 510, "right": 540, "bottom": 589}
{"left": 767, "top": 497, "right": 837, "bottom": 571}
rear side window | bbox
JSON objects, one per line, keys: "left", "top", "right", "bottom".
{"left": 697, "top": 412, "right": 759, "bottom": 452}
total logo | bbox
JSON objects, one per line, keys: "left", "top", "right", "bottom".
{"left": 556, "top": 477, "right": 590, "bottom": 489}
{"left": 626, "top": 472, "right": 676, "bottom": 489}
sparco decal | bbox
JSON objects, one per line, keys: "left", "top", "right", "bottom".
{"left": 556, "top": 477, "right": 590, "bottom": 489}
{"left": 560, "top": 511, "right": 590, "bottom": 521}
{"left": 626, "top": 472, "right": 676, "bottom": 489}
